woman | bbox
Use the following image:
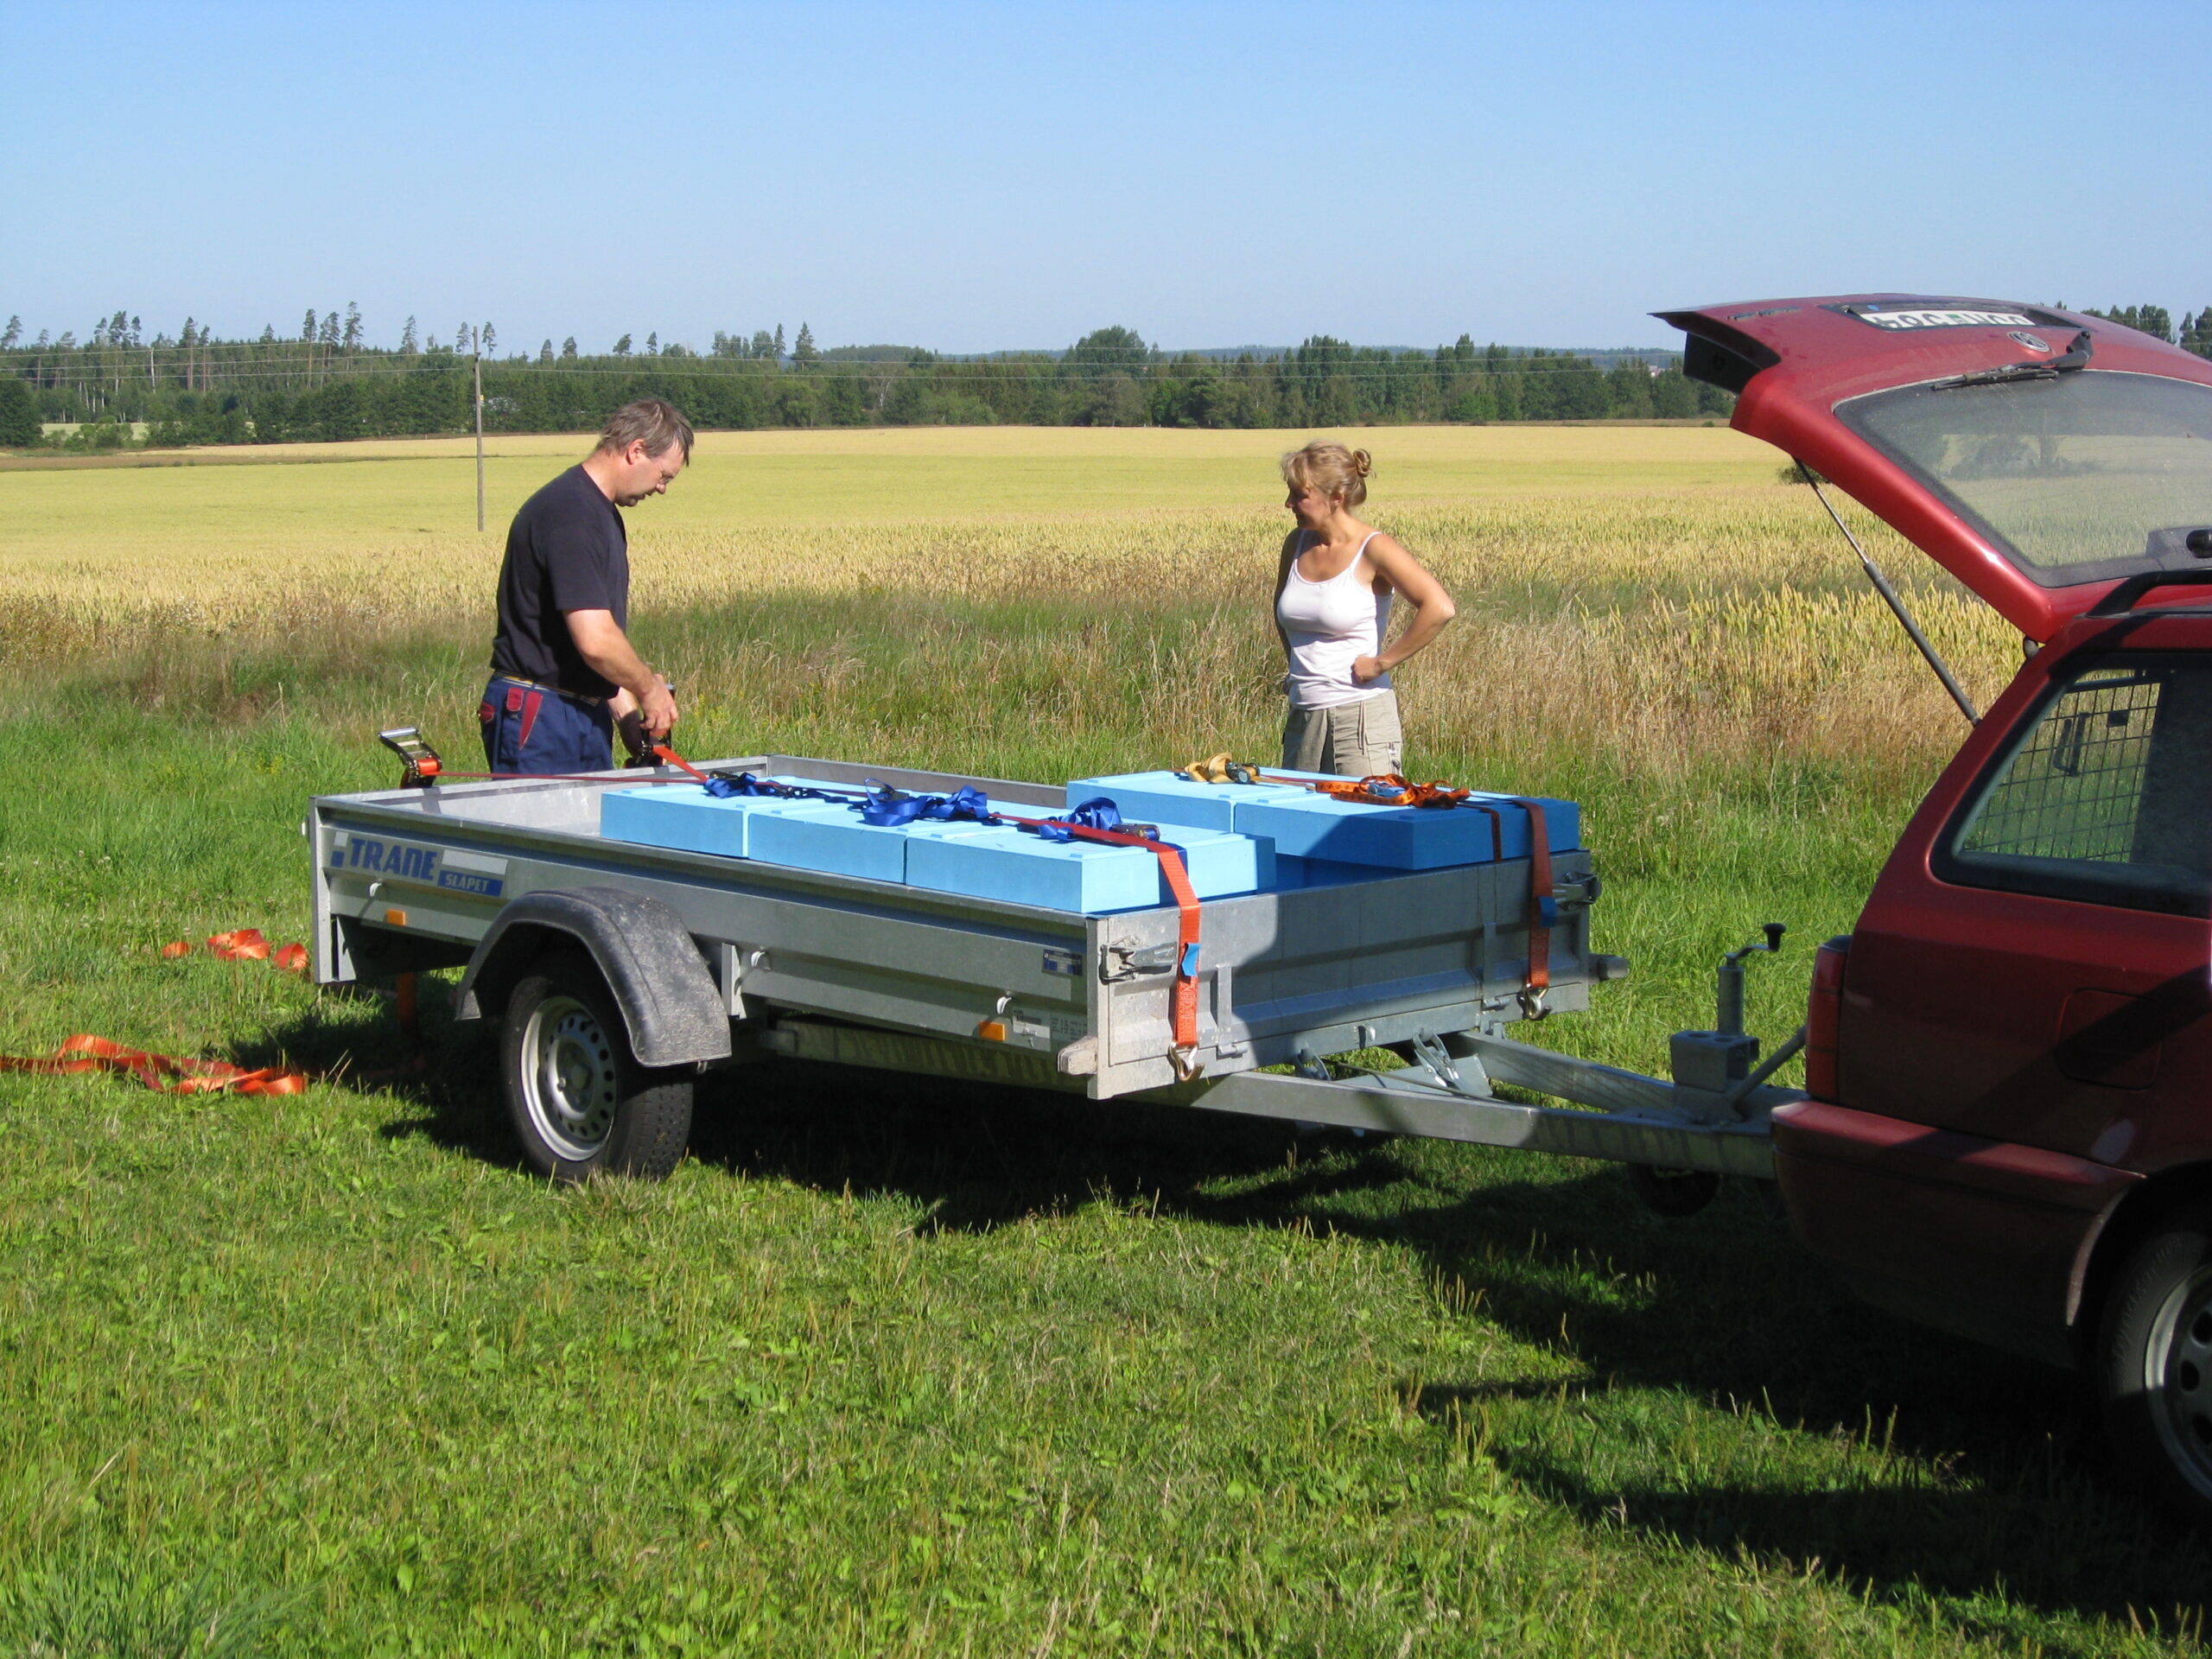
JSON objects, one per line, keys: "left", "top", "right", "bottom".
{"left": 1273, "top": 441, "right": 1456, "bottom": 777}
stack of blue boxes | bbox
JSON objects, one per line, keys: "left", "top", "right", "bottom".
{"left": 599, "top": 769, "right": 1577, "bottom": 915}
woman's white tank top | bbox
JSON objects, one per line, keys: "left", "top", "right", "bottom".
{"left": 1276, "top": 531, "right": 1393, "bottom": 709}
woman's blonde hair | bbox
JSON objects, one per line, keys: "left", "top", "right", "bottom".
{"left": 1280, "top": 440, "right": 1372, "bottom": 507}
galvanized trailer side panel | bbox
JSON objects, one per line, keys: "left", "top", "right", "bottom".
{"left": 309, "top": 755, "right": 1596, "bottom": 1099}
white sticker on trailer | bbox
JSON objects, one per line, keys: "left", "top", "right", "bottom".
{"left": 327, "top": 833, "right": 506, "bottom": 897}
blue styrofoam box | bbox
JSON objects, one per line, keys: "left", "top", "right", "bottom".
{"left": 747, "top": 793, "right": 1088, "bottom": 888}
{"left": 743, "top": 802, "right": 927, "bottom": 883}
{"left": 1067, "top": 772, "right": 1579, "bottom": 870}
{"left": 1065, "top": 771, "right": 1311, "bottom": 834}
{"left": 1454, "top": 792, "right": 1581, "bottom": 858}
{"left": 600, "top": 784, "right": 840, "bottom": 859}
{"left": 746, "top": 798, "right": 1031, "bottom": 885}
{"left": 1137, "top": 823, "right": 1273, "bottom": 902}
{"left": 905, "top": 821, "right": 1268, "bottom": 913}
{"left": 1229, "top": 790, "right": 1579, "bottom": 869}
{"left": 1268, "top": 855, "right": 1390, "bottom": 892}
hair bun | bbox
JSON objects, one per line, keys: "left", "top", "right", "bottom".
{"left": 1351, "top": 449, "right": 1372, "bottom": 476}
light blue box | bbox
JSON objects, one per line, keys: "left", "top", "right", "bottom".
{"left": 1227, "top": 790, "right": 1579, "bottom": 868}
{"left": 1145, "top": 824, "right": 1273, "bottom": 901}
{"left": 905, "top": 827, "right": 1153, "bottom": 912}
{"left": 1065, "top": 771, "right": 1311, "bottom": 834}
{"left": 906, "top": 823, "right": 1271, "bottom": 913}
{"left": 600, "top": 785, "right": 832, "bottom": 859}
{"left": 743, "top": 802, "right": 923, "bottom": 884}
{"left": 1450, "top": 792, "right": 1582, "bottom": 860}
{"left": 1268, "top": 855, "right": 1386, "bottom": 892}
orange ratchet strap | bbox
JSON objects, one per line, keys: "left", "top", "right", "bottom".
{"left": 649, "top": 743, "right": 714, "bottom": 784}
{"left": 999, "top": 811, "right": 1205, "bottom": 1079}
{"left": 0, "top": 1033, "right": 309, "bottom": 1096}
{"left": 1308, "top": 773, "right": 1468, "bottom": 810}
{"left": 1499, "top": 797, "right": 1554, "bottom": 1018}
{"left": 162, "top": 928, "right": 310, "bottom": 974}
{"left": 1181, "top": 755, "right": 1465, "bottom": 809}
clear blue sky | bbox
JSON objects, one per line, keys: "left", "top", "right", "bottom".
{"left": 4, "top": 1, "right": 2204, "bottom": 355}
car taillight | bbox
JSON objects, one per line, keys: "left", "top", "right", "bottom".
{"left": 1804, "top": 935, "right": 1851, "bottom": 1100}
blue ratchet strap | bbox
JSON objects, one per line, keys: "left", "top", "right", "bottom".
{"left": 858, "top": 782, "right": 1000, "bottom": 827}
{"left": 703, "top": 771, "right": 863, "bottom": 804}
{"left": 1032, "top": 796, "right": 1141, "bottom": 841}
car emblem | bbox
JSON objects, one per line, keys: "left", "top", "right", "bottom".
{"left": 2009, "top": 331, "right": 2054, "bottom": 354}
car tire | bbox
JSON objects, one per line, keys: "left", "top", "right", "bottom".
{"left": 501, "top": 951, "right": 693, "bottom": 1183}
{"left": 2096, "top": 1205, "right": 2212, "bottom": 1530}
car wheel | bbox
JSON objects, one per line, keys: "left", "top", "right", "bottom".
{"left": 2097, "top": 1205, "right": 2212, "bottom": 1529}
{"left": 501, "top": 951, "right": 693, "bottom": 1183}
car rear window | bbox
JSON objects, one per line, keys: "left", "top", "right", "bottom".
{"left": 1939, "top": 653, "right": 2212, "bottom": 916}
{"left": 1839, "top": 372, "right": 2212, "bottom": 588}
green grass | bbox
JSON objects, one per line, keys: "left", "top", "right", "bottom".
{"left": 4, "top": 589, "right": 2210, "bottom": 1657}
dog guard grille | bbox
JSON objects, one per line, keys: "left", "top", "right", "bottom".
{"left": 1957, "top": 668, "right": 2161, "bottom": 863}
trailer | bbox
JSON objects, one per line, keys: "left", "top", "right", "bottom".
{"left": 307, "top": 285, "right": 2212, "bottom": 1524}
{"left": 308, "top": 752, "right": 1798, "bottom": 1193}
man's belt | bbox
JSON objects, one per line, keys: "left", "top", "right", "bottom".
{"left": 488, "top": 673, "right": 607, "bottom": 708}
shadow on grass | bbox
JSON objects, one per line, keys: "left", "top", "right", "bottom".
{"left": 682, "top": 1055, "right": 2212, "bottom": 1628}
{"left": 233, "top": 980, "right": 520, "bottom": 1172}
{"left": 295, "top": 1013, "right": 2212, "bottom": 1627}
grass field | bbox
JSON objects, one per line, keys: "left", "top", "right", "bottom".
{"left": 3, "top": 427, "right": 2204, "bottom": 1657}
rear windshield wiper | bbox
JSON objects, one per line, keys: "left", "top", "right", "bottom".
{"left": 1933, "top": 328, "right": 2094, "bottom": 390}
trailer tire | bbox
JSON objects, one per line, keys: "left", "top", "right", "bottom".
{"left": 1626, "top": 1162, "right": 1720, "bottom": 1217}
{"left": 501, "top": 951, "right": 693, "bottom": 1184}
{"left": 2096, "top": 1205, "right": 2212, "bottom": 1530}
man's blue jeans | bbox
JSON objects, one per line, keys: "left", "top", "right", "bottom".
{"left": 480, "top": 677, "right": 613, "bottom": 774}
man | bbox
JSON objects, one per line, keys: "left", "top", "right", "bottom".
{"left": 480, "top": 398, "right": 691, "bottom": 774}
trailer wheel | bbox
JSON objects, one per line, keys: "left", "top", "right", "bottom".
{"left": 2097, "top": 1206, "right": 2212, "bottom": 1529}
{"left": 501, "top": 951, "right": 693, "bottom": 1184}
{"left": 1626, "top": 1163, "right": 1720, "bottom": 1217}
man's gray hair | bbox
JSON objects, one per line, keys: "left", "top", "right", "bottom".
{"left": 596, "top": 398, "right": 695, "bottom": 461}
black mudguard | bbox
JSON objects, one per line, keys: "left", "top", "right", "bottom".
{"left": 453, "top": 887, "right": 733, "bottom": 1068}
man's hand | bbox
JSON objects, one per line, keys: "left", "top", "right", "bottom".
{"left": 639, "top": 680, "right": 677, "bottom": 740}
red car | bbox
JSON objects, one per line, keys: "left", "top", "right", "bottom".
{"left": 1660, "top": 295, "right": 2212, "bottom": 1522}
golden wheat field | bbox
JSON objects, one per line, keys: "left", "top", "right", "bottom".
{"left": 0, "top": 424, "right": 2021, "bottom": 779}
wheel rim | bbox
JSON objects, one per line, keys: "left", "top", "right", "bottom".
{"left": 2144, "top": 1264, "right": 2212, "bottom": 1498}
{"left": 518, "top": 994, "right": 620, "bottom": 1161}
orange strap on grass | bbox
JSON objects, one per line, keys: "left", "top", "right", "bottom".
{"left": 0, "top": 1033, "right": 309, "bottom": 1096}
{"left": 162, "top": 929, "right": 309, "bottom": 975}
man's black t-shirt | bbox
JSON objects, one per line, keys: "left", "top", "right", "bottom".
{"left": 489, "top": 465, "right": 629, "bottom": 699}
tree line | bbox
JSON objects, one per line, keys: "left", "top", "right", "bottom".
{"left": 3, "top": 299, "right": 2208, "bottom": 450}
{"left": 0, "top": 308, "right": 1732, "bottom": 448}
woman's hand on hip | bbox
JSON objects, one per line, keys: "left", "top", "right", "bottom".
{"left": 1351, "top": 654, "right": 1385, "bottom": 685}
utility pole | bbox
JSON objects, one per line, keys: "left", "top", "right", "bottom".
{"left": 473, "top": 328, "right": 486, "bottom": 532}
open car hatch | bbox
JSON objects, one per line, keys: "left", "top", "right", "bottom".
{"left": 1656, "top": 295, "right": 2212, "bottom": 641}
